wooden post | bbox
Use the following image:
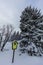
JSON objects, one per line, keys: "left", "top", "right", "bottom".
{"left": 12, "top": 50, "right": 15, "bottom": 63}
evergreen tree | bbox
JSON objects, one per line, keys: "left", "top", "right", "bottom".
{"left": 10, "top": 31, "right": 22, "bottom": 41}
{"left": 20, "top": 6, "right": 43, "bottom": 56}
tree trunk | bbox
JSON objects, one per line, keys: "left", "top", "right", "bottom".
{"left": 0, "top": 42, "right": 1, "bottom": 48}
{"left": 1, "top": 36, "right": 9, "bottom": 51}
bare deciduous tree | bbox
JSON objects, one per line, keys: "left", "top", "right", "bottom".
{"left": 1, "top": 24, "right": 14, "bottom": 51}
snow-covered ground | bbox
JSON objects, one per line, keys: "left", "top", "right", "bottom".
{"left": 0, "top": 42, "right": 43, "bottom": 65}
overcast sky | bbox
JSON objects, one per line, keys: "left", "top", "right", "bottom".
{"left": 0, "top": 0, "right": 43, "bottom": 31}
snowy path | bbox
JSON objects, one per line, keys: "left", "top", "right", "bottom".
{"left": 0, "top": 42, "right": 43, "bottom": 65}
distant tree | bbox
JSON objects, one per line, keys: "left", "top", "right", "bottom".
{"left": 1, "top": 24, "right": 14, "bottom": 51}
{"left": 10, "top": 31, "right": 22, "bottom": 41}
{"left": 0, "top": 25, "right": 5, "bottom": 48}
{"left": 20, "top": 6, "right": 43, "bottom": 56}
{"left": 0, "top": 33, "right": 2, "bottom": 48}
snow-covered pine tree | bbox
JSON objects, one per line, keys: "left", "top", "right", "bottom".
{"left": 20, "top": 6, "right": 43, "bottom": 56}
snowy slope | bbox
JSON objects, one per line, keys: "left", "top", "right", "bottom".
{"left": 0, "top": 42, "right": 43, "bottom": 65}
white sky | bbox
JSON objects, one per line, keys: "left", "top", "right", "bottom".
{"left": 0, "top": 0, "right": 43, "bottom": 31}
